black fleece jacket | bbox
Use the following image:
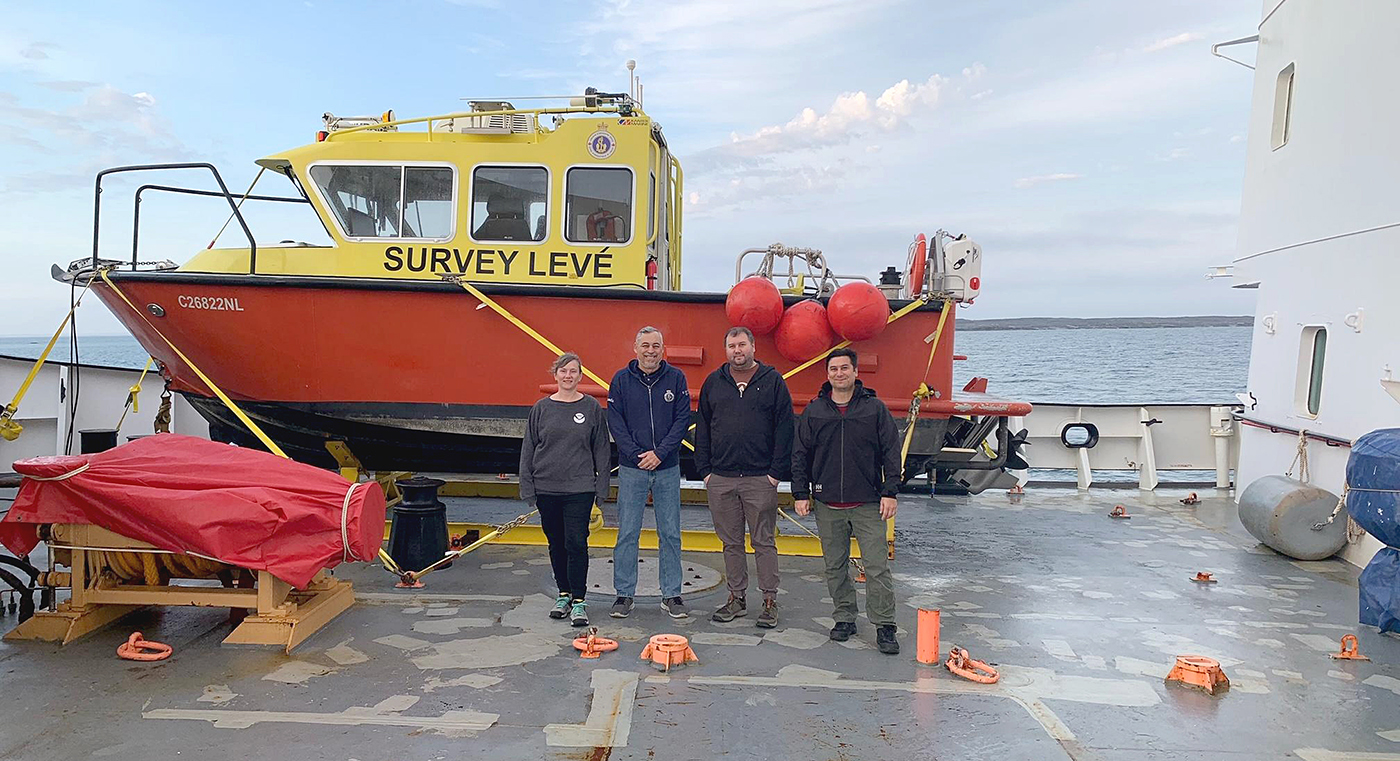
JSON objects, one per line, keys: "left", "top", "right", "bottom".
{"left": 791, "top": 381, "right": 902, "bottom": 503}
{"left": 694, "top": 362, "right": 795, "bottom": 480}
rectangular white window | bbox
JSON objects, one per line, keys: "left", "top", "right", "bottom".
{"left": 1272, "top": 63, "right": 1295, "bottom": 150}
{"left": 310, "top": 164, "right": 455, "bottom": 239}
{"left": 565, "top": 167, "right": 632, "bottom": 244}
{"left": 471, "top": 166, "right": 549, "bottom": 242}
{"left": 1296, "top": 325, "right": 1326, "bottom": 417}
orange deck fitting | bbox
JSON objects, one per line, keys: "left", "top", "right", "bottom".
{"left": 640, "top": 634, "right": 699, "bottom": 672}
{"left": 1165, "top": 655, "right": 1229, "bottom": 694}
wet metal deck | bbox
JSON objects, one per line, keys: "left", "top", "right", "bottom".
{"left": 1, "top": 487, "right": 1397, "bottom": 760}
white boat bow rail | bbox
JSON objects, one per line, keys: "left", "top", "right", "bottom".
{"left": 1010, "top": 402, "right": 1241, "bottom": 490}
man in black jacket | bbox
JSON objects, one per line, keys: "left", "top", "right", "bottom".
{"left": 695, "top": 327, "right": 794, "bottom": 628}
{"left": 792, "top": 347, "right": 902, "bottom": 655}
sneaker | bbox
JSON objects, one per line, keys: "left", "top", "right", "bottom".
{"left": 829, "top": 621, "right": 857, "bottom": 642}
{"left": 549, "top": 593, "right": 571, "bottom": 619}
{"left": 609, "top": 596, "right": 634, "bottom": 618}
{"left": 876, "top": 624, "right": 900, "bottom": 655}
{"left": 661, "top": 597, "right": 689, "bottom": 619}
{"left": 570, "top": 600, "right": 589, "bottom": 627}
{"left": 756, "top": 597, "right": 778, "bottom": 629}
{"left": 711, "top": 594, "right": 746, "bottom": 622}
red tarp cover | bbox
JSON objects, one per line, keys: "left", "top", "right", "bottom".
{"left": 0, "top": 434, "right": 386, "bottom": 588}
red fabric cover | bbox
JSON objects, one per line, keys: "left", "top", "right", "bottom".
{"left": 0, "top": 434, "right": 386, "bottom": 588}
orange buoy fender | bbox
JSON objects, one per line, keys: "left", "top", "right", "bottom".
{"left": 725, "top": 277, "right": 785, "bottom": 336}
{"left": 827, "top": 282, "right": 891, "bottom": 341}
{"left": 774, "top": 299, "right": 834, "bottom": 363}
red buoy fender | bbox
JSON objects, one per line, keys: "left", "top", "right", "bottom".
{"left": 828, "top": 282, "right": 891, "bottom": 342}
{"left": 725, "top": 277, "right": 785, "bottom": 336}
{"left": 774, "top": 299, "right": 835, "bottom": 363}
{"left": 906, "top": 233, "right": 928, "bottom": 297}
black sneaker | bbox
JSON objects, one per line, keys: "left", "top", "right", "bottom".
{"left": 609, "top": 596, "right": 634, "bottom": 618}
{"left": 830, "top": 621, "right": 857, "bottom": 641}
{"left": 876, "top": 625, "right": 900, "bottom": 655}
{"left": 661, "top": 597, "right": 689, "bottom": 619}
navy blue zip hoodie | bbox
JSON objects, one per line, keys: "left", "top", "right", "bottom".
{"left": 607, "top": 359, "right": 692, "bottom": 471}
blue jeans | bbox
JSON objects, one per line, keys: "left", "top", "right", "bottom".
{"left": 613, "top": 464, "right": 683, "bottom": 598}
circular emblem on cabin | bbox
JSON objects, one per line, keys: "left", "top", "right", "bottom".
{"left": 587, "top": 129, "right": 617, "bottom": 159}
{"left": 573, "top": 412, "right": 586, "bottom": 424}
{"left": 664, "top": 390, "right": 675, "bottom": 402}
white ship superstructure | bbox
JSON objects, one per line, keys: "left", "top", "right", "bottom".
{"left": 1227, "top": 0, "right": 1400, "bottom": 566}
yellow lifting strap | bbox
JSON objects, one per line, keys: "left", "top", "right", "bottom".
{"left": 0, "top": 281, "right": 96, "bottom": 442}
{"left": 97, "top": 269, "right": 288, "bottom": 458}
{"left": 114, "top": 356, "right": 156, "bottom": 431}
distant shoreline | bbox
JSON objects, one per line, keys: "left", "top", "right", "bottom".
{"left": 957, "top": 316, "right": 1252, "bottom": 331}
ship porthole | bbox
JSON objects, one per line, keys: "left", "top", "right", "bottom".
{"left": 146, "top": 303, "right": 165, "bottom": 317}
{"left": 1060, "top": 423, "right": 1099, "bottom": 449}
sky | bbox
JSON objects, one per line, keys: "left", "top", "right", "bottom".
{"left": 0, "top": 0, "right": 1264, "bottom": 336}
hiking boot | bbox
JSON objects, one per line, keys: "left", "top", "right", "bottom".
{"left": 711, "top": 594, "right": 746, "bottom": 622}
{"left": 829, "top": 621, "right": 857, "bottom": 642}
{"left": 876, "top": 625, "right": 900, "bottom": 655}
{"left": 570, "top": 600, "right": 589, "bottom": 627}
{"left": 756, "top": 597, "right": 778, "bottom": 629}
{"left": 549, "top": 593, "right": 571, "bottom": 619}
{"left": 609, "top": 596, "right": 634, "bottom": 618}
{"left": 661, "top": 597, "right": 689, "bottom": 619}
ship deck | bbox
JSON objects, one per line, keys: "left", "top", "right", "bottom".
{"left": 1, "top": 485, "right": 1396, "bottom": 761}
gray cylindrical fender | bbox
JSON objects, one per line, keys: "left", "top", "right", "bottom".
{"left": 1238, "top": 474, "right": 1347, "bottom": 560}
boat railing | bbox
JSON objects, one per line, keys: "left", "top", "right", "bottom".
{"left": 324, "top": 103, "right": 637, "bottom": 142}
{"left": 130, "top": 184, "right": 308, "bottom": 271}
{"left": 91, "top": 163, "right": 280, "bottom": 275}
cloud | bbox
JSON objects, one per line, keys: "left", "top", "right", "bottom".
{"left": 19, "top": 43, "right": 56, "bottom": 61}
{"left": 37, "top": 80, "right": 98, "bottom": 92}
{"left": 0, "top": 84, "right": 185, "bottom": 195}
{"left": 1141, "top": 32, "right": 1203, "bottom": 53}
{"left": 1013, "top": 173, "right": 1082, "bottom": 189}
{"left": 1157, "top": 147, "right": 1191, "bottom": 162}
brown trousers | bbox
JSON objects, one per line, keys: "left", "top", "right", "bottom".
{"left": 706, "top": 474, "right": 779, "bottom": 596}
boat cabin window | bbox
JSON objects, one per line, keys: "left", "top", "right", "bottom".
{"left": 565, "top": 167, "right": 632, "bottom": 244}
{"left": 471, "top": 166, "right": 548, "bottom": 242}
{"left": 309, "top": 164, "right": 455, "bottom": 240}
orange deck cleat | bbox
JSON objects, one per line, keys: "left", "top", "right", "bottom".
{"left": 1331, "top": 634, "right": 1370, "bottom": 661}
{"left": 1109, "top": 505, "right": 1131, "bottom": 519}
{"left": 640, "top": 634, "right": 699, "bottom": 671}
{"left": 1165, "top": 655, "right": 1229, "bottom": 694}
{"left": 573, "top": 628, "right": 619, "bottom": 659}
{"left": 1190, "top": 572, "right": 1217, "bottom": 584}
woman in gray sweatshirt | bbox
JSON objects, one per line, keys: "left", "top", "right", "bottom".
{"left": 518, "top": 352, "right": 611, "bottom": 626}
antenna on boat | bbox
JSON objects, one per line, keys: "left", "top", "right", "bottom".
{"left": 627, "top": 60, "right": 636, "bottom": 100}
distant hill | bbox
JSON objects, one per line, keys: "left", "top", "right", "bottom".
{"left": 957, "top": 315, "right": 1253, "bottom": 331}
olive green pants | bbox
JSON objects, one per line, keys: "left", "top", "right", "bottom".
{"left": 814, "top": 501, "right": 895, "bottom": 626}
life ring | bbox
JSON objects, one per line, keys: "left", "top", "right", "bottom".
{"left": 905, "top": 233, "right": 928, "bottom": 297}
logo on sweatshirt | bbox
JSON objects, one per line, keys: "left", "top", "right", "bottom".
{"left": 664, "top": 389, "right": 675, "bottom": 402}
{"left": 573, "top": 412, "right": 586, "bottom": 424}
{"left": 814, "top": 483, "right": 823, "bottom": 493}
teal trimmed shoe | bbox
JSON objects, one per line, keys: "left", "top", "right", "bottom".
{"left": 549, "top": 593, "right": 571, "bottom": 619}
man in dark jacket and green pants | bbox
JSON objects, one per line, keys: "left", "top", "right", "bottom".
{"left": 792, "top": 347, "right": 902, "bottom": 655}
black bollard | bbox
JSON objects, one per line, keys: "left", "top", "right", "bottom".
{"left": 387, "top": 477, "right": 451, "bottom": 573}
{"left": 78, "top": 429, "right": 119, "bottom": 454}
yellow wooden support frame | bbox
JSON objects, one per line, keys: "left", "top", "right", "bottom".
{"left": 4, "top": 524, "right": 354, "bottom": 652}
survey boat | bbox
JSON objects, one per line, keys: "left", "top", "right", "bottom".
{"left": 56, "top": 88, "right": 1030, "bottom": 488}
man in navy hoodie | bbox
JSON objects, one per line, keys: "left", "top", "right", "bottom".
{"left": 607, "top": 326, "right": 693, "bottom": 619}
